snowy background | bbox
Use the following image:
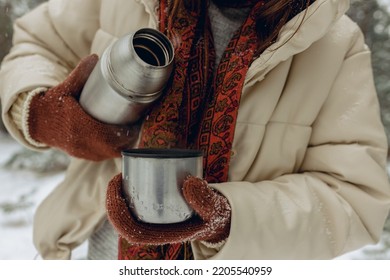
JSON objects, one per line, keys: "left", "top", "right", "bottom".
{"left": 0, "top": 131, "right": 88, "bottom": 259}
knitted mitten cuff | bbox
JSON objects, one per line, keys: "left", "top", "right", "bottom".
{"left": 9, "top": 88, "right": 49, "bottom": 148}
{"left": 22, "top": 87, "right": 49, "bottom": 148}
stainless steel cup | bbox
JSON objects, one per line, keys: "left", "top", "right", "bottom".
{"left": 122, "top": 149, "right": 203, "bottom": 224}
{"left": 79, "top": 28, "right": 174, "bottom": 125}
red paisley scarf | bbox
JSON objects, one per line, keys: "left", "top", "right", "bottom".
{"left": 118, "top": 0, "right": 264, "bottom": 260}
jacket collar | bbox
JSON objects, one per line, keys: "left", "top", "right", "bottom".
{"left": 134, "top": 0, "right": 160, "bottom": 29}
{"left": 136, "top": 0, "right": 350, "bottom": 84}
{"left": 246, "top": 0, "right": 350, "bottom": 85}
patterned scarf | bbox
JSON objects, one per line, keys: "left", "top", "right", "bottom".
{"left": 118, "top": 0, "right": 264, "bottom": 260}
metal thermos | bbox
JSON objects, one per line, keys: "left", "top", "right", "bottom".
{"left": 122, "top": 149, "right": 203, "bottom": 224}
{"left": 79, "top": 28, "right": 174, "bottom": 125}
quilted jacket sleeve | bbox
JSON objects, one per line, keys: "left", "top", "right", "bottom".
{"left": 0, "top": 0, "right": 100, "bottom": 148}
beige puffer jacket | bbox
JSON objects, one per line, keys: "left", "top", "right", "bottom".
{"left": 1, "top": 0, "right": 390, "bottom": 260}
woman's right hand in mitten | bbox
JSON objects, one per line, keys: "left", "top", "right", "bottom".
{"left": 26, "top": 54, "right": 140, "bottom": 161}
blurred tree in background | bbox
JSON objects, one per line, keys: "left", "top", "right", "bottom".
{"left": 347, "top": 0, "right": 390, "bottom": 148}
{"left": 1, "top": 0, "right": 390, "bottom": 144}
{"left": 0, "top": 2, "right": 12, "bottom": 64}
{"left": 0, "top": 0, "right": 47, "bottom": 61}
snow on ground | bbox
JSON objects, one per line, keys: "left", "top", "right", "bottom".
{"left": 0, "top": 132, "right": 87, "bottom": 260}
{"left": 0, "top": 131, "right": 389, "bottom": 260}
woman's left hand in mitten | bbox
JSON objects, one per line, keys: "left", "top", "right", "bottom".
{"left": 106, "top": 174, "right": 231, "bottom": 245}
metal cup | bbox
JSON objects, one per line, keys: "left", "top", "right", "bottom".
{"left": 79, "top": 28, "right": 174, "bottom": 125}
{"left": 122, "top": 149, "right": 203, "bottom": 224}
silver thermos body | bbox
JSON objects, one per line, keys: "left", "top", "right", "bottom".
{"left": 79, "top": 28, "right": 174, "bottom": 125}
{"left": 122, "top": 149, "right": 203, "bottom": 224}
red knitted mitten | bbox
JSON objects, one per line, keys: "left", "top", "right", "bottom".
{"left": 27, "top": 55, "right": 140, "bottom": 161}
{"left": 106, "top": 174, "right": 231, "bottom": 245}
